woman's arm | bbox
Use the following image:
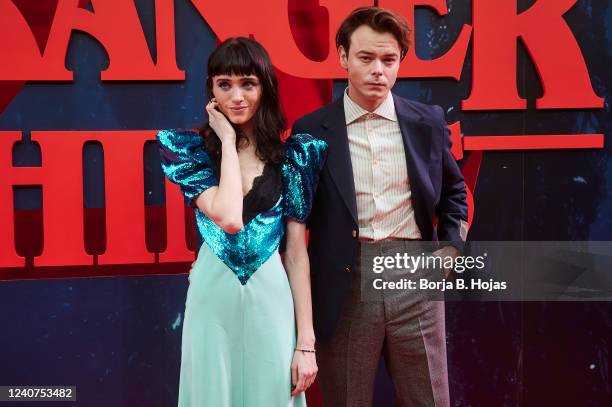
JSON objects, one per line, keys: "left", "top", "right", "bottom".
{"left": 194, "top": 141, "right": 243, "bottom": 233}
{"left": 194, "top": 100, "right": 244, "bottom": 234}
{"left": 283, "top": 220, "right": 317, "bottom": 396}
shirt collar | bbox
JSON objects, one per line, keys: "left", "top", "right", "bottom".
{"left": 343, "top": 87, "right": 397, "bottom": 124}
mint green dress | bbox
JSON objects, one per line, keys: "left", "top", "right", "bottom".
{"left": 157, "top": 129, "right": 327, "bottom": 407}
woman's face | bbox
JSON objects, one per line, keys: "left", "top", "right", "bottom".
{"left": 210, "top": 74, "right": 262, "bottom": 127}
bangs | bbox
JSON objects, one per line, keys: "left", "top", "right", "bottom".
{"left": 208, "top": 40, "right": 258, "bottom": 78}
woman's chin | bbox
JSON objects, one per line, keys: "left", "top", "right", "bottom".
{"left": 229, "top": 116, "right": 252, "bottom": 126}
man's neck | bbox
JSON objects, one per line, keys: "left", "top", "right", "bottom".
{"left": 346, "top": 87, "right": 388, "bottom": 112}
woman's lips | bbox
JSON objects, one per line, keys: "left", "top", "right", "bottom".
{"left": 229, "top": 106, "right": 248, "bottom": 113}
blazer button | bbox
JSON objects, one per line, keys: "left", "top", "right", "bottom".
{"left": 351, "top": 229, "right": 357, "bottom": 238}
{"left": 345, "top": 267, "right": 351, "bottom": 273}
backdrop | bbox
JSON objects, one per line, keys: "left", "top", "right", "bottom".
{"left": 0, "top": 0, "right": 611, "bottom": 405}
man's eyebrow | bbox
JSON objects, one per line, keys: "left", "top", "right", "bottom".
{"left": 355, "top": 50, "right": 399, "bottom": 58}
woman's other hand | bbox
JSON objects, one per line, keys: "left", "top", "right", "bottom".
{"left": 290, "top": 349, "right": 317, "bottom": 396}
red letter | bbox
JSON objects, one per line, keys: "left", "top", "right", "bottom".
{"left": 39, "top": 0, "right": 183, "bottom": 81}
{"left": 0, "top": 131, "right": 92, "bottom": 267}
{"left": 190, "top": 0, "right": 368, "bottom": 78}
{"left": 0, "top": 132, "right": 27, "bottom": 267}
{"left": 159, "top": 180, "right": 196, "bottom": 263}
{"left": 153, "top": 0, "right": 184, "bottom": 80}
{"left": 93, "top": 131, "right": 155, "bottom": 265}
{"left": 0, "top": 130, "right": 194, "bottom": 269}
{"left": 0, "top": 2, "right": 45, "bottom": 80}
{"left": 464, "top": 0, "right": 603, "bottom": 110}
{"left": 380, "top": 0, "right": 472, "bottom": 79}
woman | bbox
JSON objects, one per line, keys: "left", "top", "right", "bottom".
{"left": 156, "top": 37, "right": 326, "bottom": 406}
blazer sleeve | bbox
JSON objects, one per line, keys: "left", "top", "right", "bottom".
{"left": 433, "top": 106, "right": 469, "bottom": 252}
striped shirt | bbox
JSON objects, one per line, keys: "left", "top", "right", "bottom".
{"left": 343, "top": 88, "right": 422, "bottom": 241}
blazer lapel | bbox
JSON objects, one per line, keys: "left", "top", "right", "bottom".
{"left": 394, "top": 95, "right": 435, "bottom": 225}
{"left": 321, "top": 98, "right": 359, "bottom": 225}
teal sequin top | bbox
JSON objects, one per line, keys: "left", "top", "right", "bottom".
{"left": 157, "top": 129, "right": 327, "bottom": 285}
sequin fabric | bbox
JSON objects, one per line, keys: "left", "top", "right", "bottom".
{"left": 157, "top": 129, "right": 218, "bottom": 208}
{"left": 282, "top": 134, "right": 328, "bottom": 222}
{"left": 157, "top": 129, "right": 327, "bottom": 285}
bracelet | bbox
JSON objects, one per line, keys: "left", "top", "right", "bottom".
{"left": 295, "top": 347, "right": 316, "bottom": 354}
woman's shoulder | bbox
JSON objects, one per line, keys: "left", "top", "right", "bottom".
{"left": 283, "top": 133, "right": 328, "bottom": 168}
{"left": 284, "top": 133, "right": 327, "bottom": 152}
{"left": 156, "top": 128, "right": 214, "bottom": 164}
{"left": 281, "top": 133, "right": 327, "bottom": 222}
{"left": 157, "top": 128, "right": 202, "bottom": 147}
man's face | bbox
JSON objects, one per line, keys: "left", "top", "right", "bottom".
{"left": 339, "top": 25, "right": 401, "bottom": 110}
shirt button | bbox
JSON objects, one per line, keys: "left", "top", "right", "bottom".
{"left": 351, "top": 229, "right": 357, "bottom": 238}
{"left": 345, "top": 267, "right": 351, "bottom": 273}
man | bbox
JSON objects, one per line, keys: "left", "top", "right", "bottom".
{"left": 291, "top": 6, "right": 468, "bottom": 407}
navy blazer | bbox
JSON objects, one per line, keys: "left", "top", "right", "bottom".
{"left": 291, "top": 93, "right": 468, "bottom": 343}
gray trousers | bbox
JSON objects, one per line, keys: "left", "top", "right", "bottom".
{"left": 317, "top": 241, "right": 450, "bottom": 407}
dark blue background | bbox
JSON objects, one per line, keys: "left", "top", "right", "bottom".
{"left": 1, "top": 0, "right": 611, "bottom": 405}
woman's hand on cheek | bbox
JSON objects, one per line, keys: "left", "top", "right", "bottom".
{"left": 206, "top": 99, "right": 236, "bottom": 144}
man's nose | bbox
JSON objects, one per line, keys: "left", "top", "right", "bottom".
{"left": 371, "top": 59, "right": 383, "bottom": 76}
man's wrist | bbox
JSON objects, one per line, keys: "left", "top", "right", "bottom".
{"left": 438, "top": 240, "right": 464, "bottom": 255}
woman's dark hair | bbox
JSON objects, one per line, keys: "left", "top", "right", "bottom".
{"left": 199, "top": 37, "right": 286, "bottom": 165}
{"left": 336, "top": 7, "right": 411, "bottom": 61}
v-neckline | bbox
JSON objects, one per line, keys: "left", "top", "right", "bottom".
{"left": 242, "top": 162, "right": 269, "bottom": 200}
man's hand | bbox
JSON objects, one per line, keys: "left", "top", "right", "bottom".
{"left": 432, "top": 245, "right": 459, "bottom": 278}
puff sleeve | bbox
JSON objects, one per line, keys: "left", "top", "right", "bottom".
{"left": 281, "top": 133, "right": 328, "bottom": 222}
{"left": 156, "top": 129, "right": 218, "bottom": 207}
